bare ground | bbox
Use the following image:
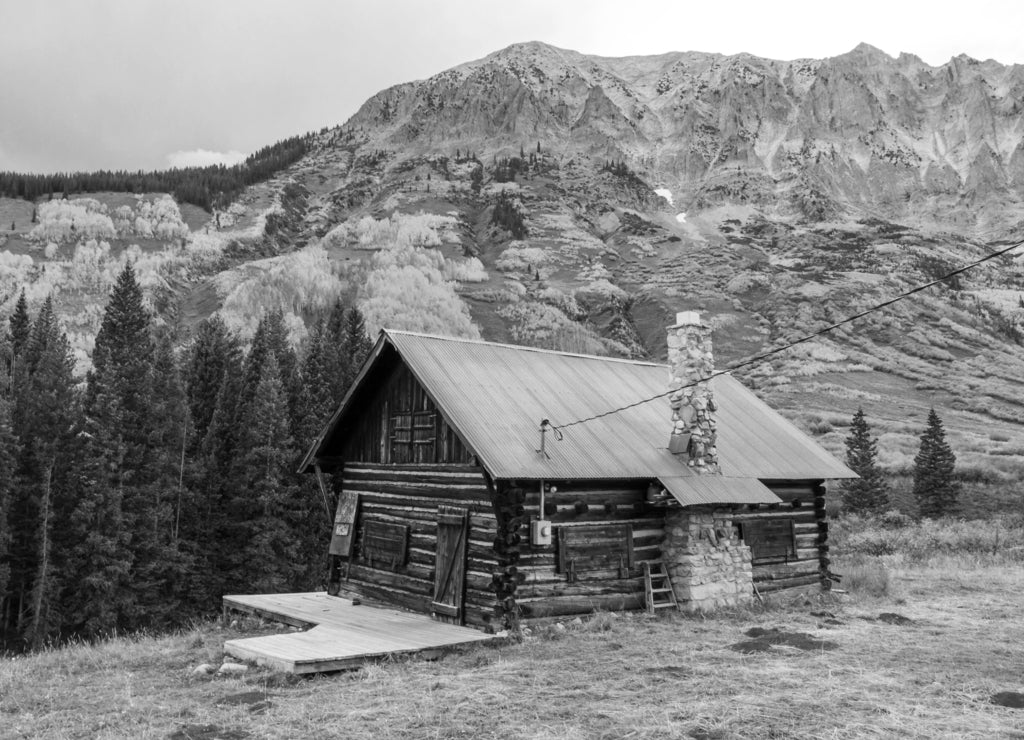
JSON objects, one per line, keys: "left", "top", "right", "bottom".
{"left": 1, "top": 559, "right": 1023, "bottom": 739}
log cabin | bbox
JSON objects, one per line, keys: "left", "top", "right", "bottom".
{"left": 299, "top": 313, "right": 856, "bottom": 632}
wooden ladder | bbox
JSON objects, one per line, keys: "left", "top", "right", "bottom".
{"left": 643, "top": 561, "right": 678, "bottom": 614}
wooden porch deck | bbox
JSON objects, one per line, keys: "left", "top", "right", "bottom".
{"left": 222, "top": 592, "right": 497, "bottom": 673}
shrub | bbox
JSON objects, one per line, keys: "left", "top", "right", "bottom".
{"left": 833, "top": 514, "right": 1024, "bottom": 563}
{"left": 838, "top": 556, "right": 891, "bottom": 597}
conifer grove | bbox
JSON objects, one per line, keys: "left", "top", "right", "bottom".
{"left": 0, "top": 265, "right": 372, "bottom": 649}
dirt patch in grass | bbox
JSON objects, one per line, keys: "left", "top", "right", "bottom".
{"left": 992, "top": 692, "right": 1024, "bottom": 709}
{"left": 167, "top": 724, "right": 249, "bottom": 740}
{"left": 215, "top": 691, "right": 273, "bottom": 715}
{"left": 729, "top": 626, "right": 839, "bottom": 653}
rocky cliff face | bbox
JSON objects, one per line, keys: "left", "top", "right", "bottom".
{"left": 346, "top": 41, "right": 1024, "bottom": 235}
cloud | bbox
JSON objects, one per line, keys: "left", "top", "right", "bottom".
{"left": 166, "top": 148, "right": 247, "bottom": 168}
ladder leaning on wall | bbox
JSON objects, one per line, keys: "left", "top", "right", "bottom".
{"left": 643, "top": 560, "right": 678, "bottom": 613}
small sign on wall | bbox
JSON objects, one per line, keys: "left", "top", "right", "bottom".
{"left": 329, "top": 491, "right": 359, "bottom": 558}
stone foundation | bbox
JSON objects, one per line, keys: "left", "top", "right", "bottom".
{"left": 662, "top": 507, "right": 753, "bottom": 611}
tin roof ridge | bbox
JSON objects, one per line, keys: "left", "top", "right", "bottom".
{"left": 384, "top": 328, "right": 667, "bottom": 368}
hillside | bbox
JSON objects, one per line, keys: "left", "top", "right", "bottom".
{"left": 1, "top": 41, "right": 1024, "bottom": 487}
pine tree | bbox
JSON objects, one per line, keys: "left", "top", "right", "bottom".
{"left": 838, "top": 408, "right": 890, "bottom": 515}
{"left": 131, "top": 333, "right": 193, "bottom": 628}
{"left": 8, "top": 290, "right": 30, "bottom": 364}
{"left": 341, "top": 306, "right": 372, "bottom": 393}
{"left": 68, "top": 262, "right": 155, "bottom": 635}
{"left": 10, "top": 299, "right": 78, "bottom": 645}
{"left": 912, "top": 409, "right": 960, "bottom": 517}
{"left": 184, "top": 316, "right": 240, "bottom": 449}
{"left": 321, "top": 301, "right": 350, "bottom": 404}
{"left": 193, "top": 343, "right": 246, "bottom": 606}
{"left": 230, "top": 353, "right": 302, "bottom": 594}
{"left": 298, "top": 318, "right": 335, "bottom": 449}
{"left": 241, "top": 310, "right": 301, "bottom": 439}
{"left": 0, "top": 398, "right": 15, "bottom": 632}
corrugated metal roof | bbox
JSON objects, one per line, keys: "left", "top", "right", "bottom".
{"left": 658, "top": 476, "right": 783, "bottom": 507}
{"left": 377, "top": 330, "right": 856, "bottom": 481}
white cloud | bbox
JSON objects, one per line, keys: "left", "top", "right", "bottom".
{"left": 166, "top": 148, "right": 247, "bottom": 168}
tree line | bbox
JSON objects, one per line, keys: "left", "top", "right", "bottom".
{"left": 0, "top": 134, "right": 314, "bottom": 213}
{"left": 0, "top": 265, "right": 371, "bottom": 650}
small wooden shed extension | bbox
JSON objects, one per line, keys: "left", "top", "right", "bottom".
{"left": 300, "top": 330, "right": 855, "bottom": 631}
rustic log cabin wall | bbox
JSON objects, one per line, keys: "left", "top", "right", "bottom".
{"left": 731, "top": 481, "right": 828, "bottom": 594}
{"left": 510, "top": 479, "right": 663, "bottom": 620}
{"left": 334, "top": 463, "right": 501, "bottom": 630}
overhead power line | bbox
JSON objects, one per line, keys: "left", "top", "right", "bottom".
{"left": 551, "top": 238, "right": 1024, "bottom": 433}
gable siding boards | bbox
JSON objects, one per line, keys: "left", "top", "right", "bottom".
{"left": 338, "top": 360, "right": 474, "bottom": 466}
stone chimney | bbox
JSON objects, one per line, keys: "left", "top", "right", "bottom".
{"left": 667, "top": 311, "right": 719, "bottom": 473}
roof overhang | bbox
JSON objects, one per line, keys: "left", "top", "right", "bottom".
{"left": 657, "top": 475, "right": 783, "bottom": 507}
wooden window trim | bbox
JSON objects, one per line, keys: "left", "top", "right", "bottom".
{"left": 390, "top": 411, "right": 436, "bottom": 458}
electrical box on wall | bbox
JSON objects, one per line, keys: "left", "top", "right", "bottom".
{"left": 530, "top": 519, "right": 552, "bottom": 546}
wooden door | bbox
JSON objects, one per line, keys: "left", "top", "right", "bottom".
{"left": 431, "top": 506, "right": 468, "bottom": 624}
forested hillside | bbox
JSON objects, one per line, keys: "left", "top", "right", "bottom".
{"left": 0, "top": 133, "right": 314, "bottom": 212}
{"left": 0, "top": 265, "right": 371, "bottom": 649}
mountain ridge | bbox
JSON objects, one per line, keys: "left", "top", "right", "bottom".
{"left": 344, "top": 40, "right": 1024, "bottom": 235}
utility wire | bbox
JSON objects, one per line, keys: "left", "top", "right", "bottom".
{"left": 551, "top": 238, "right": 1024, "bottom": 433}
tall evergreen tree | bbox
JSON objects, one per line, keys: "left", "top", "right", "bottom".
{"left": 0, "top": 398, "right": 15, "bottom": 635}
{"left": 230, "top": 353, "right": 302, "bottom": 594}
{"left": 298, "top": 318, "right": 334, "bottom": 449}
{"left": 184, "top": 316, "right": 239, "bottom": 449}
{"left": 7, "top": 290, "right": 30, "bottom": 382}
{"left": 838, "top": 408, "right": 890, "bottom": 514}
{"left": 341, "top": 306, "right": 372, "bottom": 393}
{"left": 193, "top": 343, "right": 246, "bottom": 606}
{"left": 241, "top": 310, "right": 301, "bottom": 439}
{"left": 324, "top": 300, "right": 351, "bottom": 405}
{"left": 913, "top": 408, "right": 960, "bottom": 517}
{"left": 131, "top": 333, "right": 193, "bottom": 628}
{"left": 68, "top": 262, "right": 155, "bottom": 635}
{"left": 22, "top": 313, "right": 77, "bottom": 647}
{"left": 6, "top": 298, "right": 79, "bottom": 646}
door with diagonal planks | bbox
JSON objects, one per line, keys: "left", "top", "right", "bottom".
{"left": 432, "top": 506, "right": 469, "bottom": 624}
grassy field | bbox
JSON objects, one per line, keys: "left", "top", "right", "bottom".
{"left": 2, "top": 520, "right": 1024, "bottom": 739}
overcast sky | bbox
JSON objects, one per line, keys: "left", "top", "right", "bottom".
{"left": 2, "top": 0, "right": 1021, "bottom": 174}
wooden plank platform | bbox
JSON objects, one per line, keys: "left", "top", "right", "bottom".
{"left": 222, "top": 592, "right": 496, "bottom": 674}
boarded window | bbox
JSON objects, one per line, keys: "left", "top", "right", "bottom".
{"left": 360, "top": 520, "right": 409, "bottom": 570}
{"left": 390, "top": 411, "right": 436, "bottom": 463}
{"left": 738, "top": 519, "right": 796, "bottom": 562}
{"left": 557, "top": 524, "right": 634, "bottom": 579}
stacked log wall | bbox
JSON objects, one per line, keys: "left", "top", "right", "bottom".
{"left": 512, "top": 480, "right": 663, "bottom": 620}
{"left": 338, "top": 463, "right": 500, "bottom": 630}
{"left": 732, "top": 481, "right": 827, "bottom": 594}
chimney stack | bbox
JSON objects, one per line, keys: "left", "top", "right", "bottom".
{"left": 667, "top": 311, "right": 719, "bottom": 473}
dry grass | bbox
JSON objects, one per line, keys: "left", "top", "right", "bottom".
{"left": 2, "top": 554, "right": 1023, "bottom": 739}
